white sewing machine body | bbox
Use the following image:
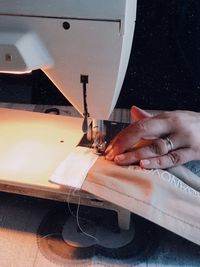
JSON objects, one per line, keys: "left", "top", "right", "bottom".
{"left": 0, "top": 0, "right": 137, "bottom": 229}
{"left": 0, "top": 0, "right": 136, "bottom": 119}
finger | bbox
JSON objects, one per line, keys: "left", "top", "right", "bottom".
{"left": 140, "top": 148, "right": 195, "bottom": 169}
{"left": 105, "top": 118, "right": 173, "bottom": 160}
{"left": 131, "top": 106, "right": 152, "bottom": 121}
{"left": 106, "top": 106, "right": 150, "bottom": 153}
{"left": 114, "top": 151, "right": 138, "bottom": 165}
{"left": 113, "top": 139, "right": 167, "bottom": 166}
{"left": 160, "top": 134, "right": 187, "bottom": 151}
{"left": 114, "top": 135, "right": 182, "bottom": 166}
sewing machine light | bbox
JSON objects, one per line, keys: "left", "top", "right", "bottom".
{"left": 0, "top": 70, "right": 32, "bottom": 75}
{"left": 0, "top": 31, "right": 53, "bottom": 74}
{"left": 0, "top": 0, "right": 137, "bottom": 120}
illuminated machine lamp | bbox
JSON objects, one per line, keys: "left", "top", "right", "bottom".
{"left": 0, "top": 31, "right": 53, "bottom": 74}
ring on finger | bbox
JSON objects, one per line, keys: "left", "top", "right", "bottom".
{"left": 164, "top": 136, "right": 174, "bottom": 153}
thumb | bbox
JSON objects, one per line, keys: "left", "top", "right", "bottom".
{"left": 131, "top": 106, "right": 152, "bottom": 122}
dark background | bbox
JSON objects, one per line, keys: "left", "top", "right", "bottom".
{"left": 0, "top": 0, "right": 200, "bottom": 111}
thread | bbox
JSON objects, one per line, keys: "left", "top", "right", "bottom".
{"left": 41, "top": 232, "right": 61, "bottom": 240}
{"left": 65, "top": 185, "right": 98, "bottom": 243}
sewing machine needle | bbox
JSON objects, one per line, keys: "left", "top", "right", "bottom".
{"left": 82, "top": 115, "right": 88, "bottom": 133}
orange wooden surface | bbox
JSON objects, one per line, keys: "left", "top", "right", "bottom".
{"left": 0, "top": 108, "right": 84, "bottom": 190}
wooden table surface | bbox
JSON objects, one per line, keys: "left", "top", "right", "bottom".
{"left": 0, "top": 102, "right": 199, "bottom": 267}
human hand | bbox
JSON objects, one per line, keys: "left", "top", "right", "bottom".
{"left": 105, "top": 106, "right": 200, "bottom": 169}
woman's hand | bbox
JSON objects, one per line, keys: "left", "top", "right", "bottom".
{"left": 105, "top": 106, "right": 200, "bottom": 169}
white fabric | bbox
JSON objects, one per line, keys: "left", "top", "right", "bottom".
{"left": 83, "top": 158, "right": 200, "bottom": 246}
{"left": 169, "top": 165, "right": 200, "bottom": 192}
{"left": 49, "top": 146, "right": 98, "bottom": 189}
{"left": 49, "top": 146, "right": 200, "bottom": 245}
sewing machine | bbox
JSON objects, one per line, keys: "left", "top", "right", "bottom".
{"left": 0, "top": 0, "right": 137, "bottom": 230}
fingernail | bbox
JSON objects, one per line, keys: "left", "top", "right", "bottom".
{"left": 140, "top": 160, "right": 150, "bottom": 167}
{"left": 115, "top": 154, "right": 125, "bottom": 162}
{"left": 105, "top": 150, "right": 114, "bottom": 160}
{"left": 105, "top": 144, "right": 112, "bottom": 154}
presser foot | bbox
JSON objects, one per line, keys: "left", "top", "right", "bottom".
{"left": 78, "top": 120, "right": 129, "bottom": 155}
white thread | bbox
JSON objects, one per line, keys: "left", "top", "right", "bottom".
{"left": 41, "top": 233, "right": 61, "bottom": 240}
{"left": 76, "top": 194, "right": 98, "bottom": 242}
{"left": 66, "top": 186, "right": 78, "bottom": 218}
{"left": 65, "top": 185, "right": 98, "bottom": 242}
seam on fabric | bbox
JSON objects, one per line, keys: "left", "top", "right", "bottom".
{"left": 87, "top": 180, "right": 200, "bottom": 231}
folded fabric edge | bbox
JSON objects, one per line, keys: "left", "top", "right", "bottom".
{"left": 49, "top": 146, "right": 99, "bottom": 189}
